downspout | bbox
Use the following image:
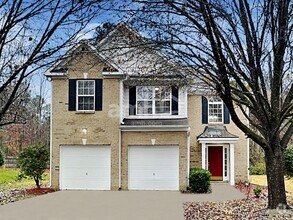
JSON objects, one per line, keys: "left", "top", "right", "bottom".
{"left": 187, "top": 127, "right": 190, "bottom": 187}
{"left": 118, "top": 79, "right": 123, "bottom": 190}
{"left": 247, "top": 137, "right": 250, "bottom": 180}
{"left": 49, "top": 79, "right": 53, "bottom": 188}
{"left": 118, "top": 128, "right": 121, "bottom": 190}
{"left": 246, "top": 106, "right": 250, "bottom": 181}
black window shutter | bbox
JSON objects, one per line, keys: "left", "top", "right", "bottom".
{"left": 129, "top": 86, "right": 136, "bottom": 115}
{"left": 172, "top": 87, "right": 179, "bottom": 115}
{"left": 224, "top": 104, "right": 230, "bottom": 124}
{"left": 95, "top": 79, "right": 103, "bottom": 111}
{"left": 202, "top": 96, "right": 208, "bottom": 124}
{"left": 68, "top": 79, "right": 76, "bottom": 111}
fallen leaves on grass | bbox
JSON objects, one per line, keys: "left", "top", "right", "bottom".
{"left": 184, "top": 199, "right": 268, "bottom": 220}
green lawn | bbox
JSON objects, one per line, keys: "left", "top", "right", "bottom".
{"left": 250, "top": 175, "right": 293, "bottom": 193}
{"left": 0, "top": 168, "right": 49, "bottom": 190}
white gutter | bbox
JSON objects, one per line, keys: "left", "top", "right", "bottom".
{"left": 198, "top": 137, "right": 239, "bottom": 143}
{"left": 120, "top": 126, "right": 189, "bottom": 132}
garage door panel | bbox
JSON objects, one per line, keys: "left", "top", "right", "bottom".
{"left": 60, "top": 145, "right": 111, "bottom": 190}
{"left": 128, "top": 146, "right": 179, "bottom": 190}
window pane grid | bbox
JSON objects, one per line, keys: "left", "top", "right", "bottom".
{"left": 77, "top": 80, "right": 95, "bottom": 111}
{"left": 224, "top": 148, "right": 228, "bottom": 177}
{"left": 136, "top": 86, "right": 171, "bottom": 115}
{"left": 208, "top": 97, "right": 223, "bottom": 123}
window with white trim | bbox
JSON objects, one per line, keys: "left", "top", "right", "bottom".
{"left": 137, "top": 86, "right": 171, "bottom": 115}
{"left": 208, "top": 96, "right": 223, "bottom": 123}
{"left": 77, "top": 80, "right": 95, "bottom": 111}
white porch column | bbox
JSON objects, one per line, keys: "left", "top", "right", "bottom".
{"left": 201, "top": 143, "right": 206, "bottom": 169}
{"left": 230, "top": 143, "right": 235, "bottom": 186}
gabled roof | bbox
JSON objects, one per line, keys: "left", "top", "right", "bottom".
{"left": 45, "top": 23, "right": 190, "bottom": 84}
{"left": 45, "top": 41, "right": 120, "bottom": 77}
{"left": 95, "top": 23, "right": 189, "bottom": 80}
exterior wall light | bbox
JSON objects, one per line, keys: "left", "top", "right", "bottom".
{"left": 82, "top": 128, "right": 87, "bottom": 135}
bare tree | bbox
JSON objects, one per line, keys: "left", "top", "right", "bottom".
{"left": 0, "top": 0, "right": 109, "bottom": 126}
{"left": 104, "top": 0, "right": 293, "bottom": 209}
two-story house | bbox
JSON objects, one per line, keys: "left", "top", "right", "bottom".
{"left": 45, "top": 23, "right": 249, "bottom": 191}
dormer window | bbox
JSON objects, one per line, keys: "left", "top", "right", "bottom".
{"left": 136, "top": 86, "right": 171, "bottom": 115}
{"left": 208, "top": 96, "right": 223, "bottom": 123}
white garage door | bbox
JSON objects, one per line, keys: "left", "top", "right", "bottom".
{"left": 60, "top": 145, "right": 111, "bottom": 190}
{"left": 128, "top": 146, "right": 179, "bottom": 190}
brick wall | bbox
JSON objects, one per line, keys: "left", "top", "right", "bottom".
{"left": 51, "top": 52, "right": 120, "bottom": 189}
{"left": 188, "top": 95, "right": 249, "bottom": 182}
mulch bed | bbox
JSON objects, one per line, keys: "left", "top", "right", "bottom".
{"left": 25, "top": 187, "right": 55, "bottom": 195}
{"left": 184, "top": 182, "right": 293, "bottom": 220}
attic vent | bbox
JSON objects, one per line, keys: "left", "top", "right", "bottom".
{"left": 81, "top": 47, "right": 86, "bottom": 51}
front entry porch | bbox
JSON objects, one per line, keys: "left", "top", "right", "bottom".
{"left": 198, "top": 126, "right": 239, "bottom": 186}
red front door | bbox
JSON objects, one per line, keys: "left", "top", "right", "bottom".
{"left": 208, "top": 147, "right": 223, "bottom": 180}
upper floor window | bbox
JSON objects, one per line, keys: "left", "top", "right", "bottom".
{"left": 208, "top": 96, "right": 223, "bottom": 123}
{"left": 136, "top": 86, "right": 171, "bottom": 115}
{"left": 77, "top": 80, "right": 95, "bottom": 111}
{"left": 68, "top": 79, "right": 102, "bottom": 112}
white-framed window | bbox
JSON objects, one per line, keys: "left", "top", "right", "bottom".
{"left": 223, "top": 147, "right": 228, "bottom": 181}
{"left": 77, "top": 80, "right": 95, "bottom": 111}
{"left": 208, "top": 96, "right": 223, "bottom": 123}
{"left": 137, "top": 86, "right": 171, "bottom": 115}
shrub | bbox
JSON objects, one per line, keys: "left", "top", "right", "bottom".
{"left": 189, "top": 168, "right": 211, "bottom": 193}
{"left": 284, "top": 147, "right": 293, "bottom": 177}
{"left": 17, "top": 145, "right": 49, "bottom": 188}
{"left": 0, "top": 151, "right": 4, "bottom": 167}
{"left": 250, "top": 162, "right": 266, "bottom": 175}
{"left": 254, "top": 186, "right": 262, "bottom": 197}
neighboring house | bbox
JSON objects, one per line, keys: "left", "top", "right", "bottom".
{"left": 45, "top": 23, "right": 249, "bottom": 191}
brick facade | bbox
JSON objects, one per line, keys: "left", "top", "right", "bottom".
{"left": 50, "top": 48, "right": 248, "bottom": 190}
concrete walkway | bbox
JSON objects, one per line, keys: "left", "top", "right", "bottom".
{"left": 0, "top": 184, "right": 245, "bottom": 220}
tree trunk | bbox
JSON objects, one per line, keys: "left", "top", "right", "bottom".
{"left": 264, "top": 146, "right": 289, "bottom": 209}
{"left": 34, "top": 177, "right": 40, "bottom": 188}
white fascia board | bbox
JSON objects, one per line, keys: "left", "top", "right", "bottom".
{"left": 125, "top": 115, "right": 187, "bottom": 119}
{"left": 45, "top": 73, "right": 68, "bottom": 78}
{"left": 198, "top": 137, "right": 239, "bottom": 144}
{"left": 102, "top": 71, "right": 124, "bottom": 78}
{"left": 120, "top": 126, "right": 189, "bottom": 132}
{"left": 44, "top": 66, "right": 67, "bottom": 77}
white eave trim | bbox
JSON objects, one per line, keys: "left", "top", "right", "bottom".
{"left": 45, "top": 74, "right": 67, "bottom": 79}
{"left": 198, "top": 137, "right": 239, "bottom": 144}
{"left": 103, "top": 71, "right": 124, "bottom": 78}
{"left": 125, "top": 115, "right": 187, "bottom": 119}
{"left": 120, "top": 125, "right": 189, "bottom": 132}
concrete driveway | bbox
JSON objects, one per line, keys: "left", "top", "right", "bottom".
{"left": 0, "top": 184, "right": 245, "bottom": 220}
